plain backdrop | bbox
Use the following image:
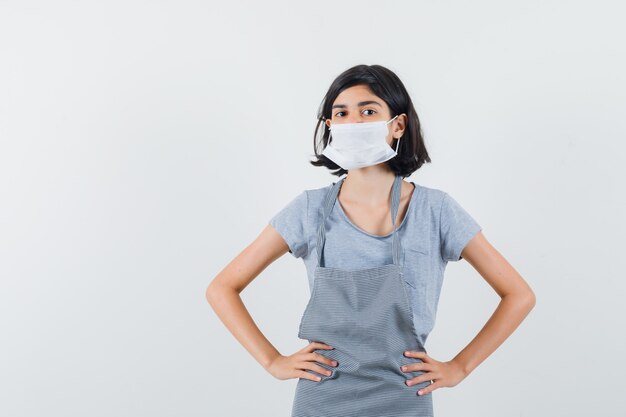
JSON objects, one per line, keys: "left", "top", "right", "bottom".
{"left": 1, "top": 1, "right": 625, "bottom": 416}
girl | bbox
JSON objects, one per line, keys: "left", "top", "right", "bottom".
{"left": 206, "top": 64, "right": 536, "bottom": 417}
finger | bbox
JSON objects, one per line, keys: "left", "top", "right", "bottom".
{"left": 297, "top": 370, "right": 323, "bottom": 382}
{"left": 299, "top": 361, "right": 334, "bottom": 378}
{"left": 417, "top": 380, "right": 440, "bottom": 396}
{"left": 305, "top": 341, "right": 334, "bottom": 352}
{"left": 406, "top": 372, "right": 437, "bottom": 387}
{"left": 310, "top": 352, "right": 339, "bottom": 367}
{"left": 312, "top": 341, "right": 334, "bottom": 349}
{"left": 400, "top": 362, "right": 434, "bottom": 373}
{"left": 404, "top": 350, "right": 431, "bottom": 362}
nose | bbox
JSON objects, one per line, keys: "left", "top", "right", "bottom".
{"left": 345, "top": 116, "right": 365, "bottom": 124}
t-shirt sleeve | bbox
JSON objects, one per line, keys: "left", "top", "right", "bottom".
{"left": 439, "top": 192, "right": 482, "bottom": 262}
{"left": 268, "top": 190, "right": 309, "bottom": 259}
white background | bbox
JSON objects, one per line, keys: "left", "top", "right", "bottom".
{"left": 1, "top": 1, "right": 625, "bottom": 416}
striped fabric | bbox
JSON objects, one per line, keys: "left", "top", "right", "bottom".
{"left": 292, "top": 175, "right": 434, "bottom": 417}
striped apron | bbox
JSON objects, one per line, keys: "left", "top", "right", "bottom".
{"left": 292, "top": 174, "right": 434, "bottom": 417}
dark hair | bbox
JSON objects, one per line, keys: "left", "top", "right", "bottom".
{"left": 309, "top": 64, "right": 431, "bottom": 177}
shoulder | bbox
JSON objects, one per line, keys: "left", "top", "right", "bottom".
{"left": 409, "top": 182, "right": 475, "bottom": 228}
{"left": 410, "top": 182, "right": 448, "bottom": 211}
{"left": 303, "top": 182, "right": 335, "bottom": 209}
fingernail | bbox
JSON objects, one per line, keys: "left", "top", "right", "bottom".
{"left": 401, "top": 366, "right": 407, "bottom": 371}
{"left": 332, "top": 361, "right": 338, "bottom": 366}
{"left": 417, "top": 390, "right": 423, "bottom": 395}
{"left": 404, "top": 351, "right": 409, "bottom": 355}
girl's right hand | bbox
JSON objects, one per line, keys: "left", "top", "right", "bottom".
{"left": 266, "top": 342, "right": 338, "bottom": 382}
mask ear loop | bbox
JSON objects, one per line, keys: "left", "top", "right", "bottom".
{"left": 387, "top": 114, "right": 399, "bottom": 124}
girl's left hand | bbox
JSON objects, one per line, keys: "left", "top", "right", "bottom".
{"left": 401, "top": 351, "right": 468, "bottom": 396}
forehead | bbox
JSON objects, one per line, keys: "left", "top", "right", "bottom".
{"left": 332, "top": 85, "right": 385, "bottom": 109}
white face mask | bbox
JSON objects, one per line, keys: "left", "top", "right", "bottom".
{"left": 322, "top": 115, "right": 400, "bottom": 170}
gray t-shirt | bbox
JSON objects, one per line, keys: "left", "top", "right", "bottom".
{"left": 269, "top": 180, "right": 482, "bottom": 347}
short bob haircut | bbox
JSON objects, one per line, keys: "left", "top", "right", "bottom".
{"left": 309, "top": 64, "right": 431, "bottom": 178}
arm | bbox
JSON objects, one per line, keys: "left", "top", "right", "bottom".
{"left": 205, "top": 224, "right": 336, "bottom": 382}
{"left": 448, "top": 231, "right": 536, "bottom": 376}
{"left": 404, "top": 231, "right": 536, "bottom": 395}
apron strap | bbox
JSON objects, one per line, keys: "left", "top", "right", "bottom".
{"left": 317, "top": 174, "right": 404, "bottom": 267}
{"left": 390, "top": 174, "right": 403, "bottom": 266}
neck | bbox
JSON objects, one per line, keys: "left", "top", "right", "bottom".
{"left": 340, "top": 168, "right": 398, "bottom": 206}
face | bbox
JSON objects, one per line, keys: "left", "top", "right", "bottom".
{"left": 325, "top": 84, "right": 406, "bottom": 147}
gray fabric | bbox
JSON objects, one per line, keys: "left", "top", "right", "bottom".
{"left": 292, "top": 174, "right": 433, "bottom": 417}
{"left": 269, "top": 176, "right": 482, "bottom": 348}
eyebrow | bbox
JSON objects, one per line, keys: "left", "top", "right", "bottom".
{"left": 331, "top": 100, "right": 382, "bottom": 110}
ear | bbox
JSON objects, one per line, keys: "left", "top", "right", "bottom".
{"left": 394, "top": 113, "right": 407, "bottom": 138}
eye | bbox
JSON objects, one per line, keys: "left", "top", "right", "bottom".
{"left": 334, "top": 111, "right": 346, "bottom": 117}
{"left": 363, "top": 109, "right": 377, "bottom": 116}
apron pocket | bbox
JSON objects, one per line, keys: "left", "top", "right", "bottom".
{"left": 402, "top": 244, "right": 432, "bottom": 346}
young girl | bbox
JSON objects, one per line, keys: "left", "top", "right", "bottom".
{"left": 206, "top": 64, "right": 536, "bottom": 417}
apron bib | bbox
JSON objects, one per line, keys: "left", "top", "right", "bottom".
{"left": 292, "top": 174, "right": 434, "bottom": 417}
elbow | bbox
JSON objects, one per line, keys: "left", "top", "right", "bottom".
{"left": 504, "top": 287, "right": 536, "bottom": 313}
{"left": 205, "top": 278, "right": 238, "bottom": 306}
{"left": 522, "top": 288, "right": 537, "bottom": 312}
{"left": 205, "top": 280, "right": 218, "bottom": 305}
